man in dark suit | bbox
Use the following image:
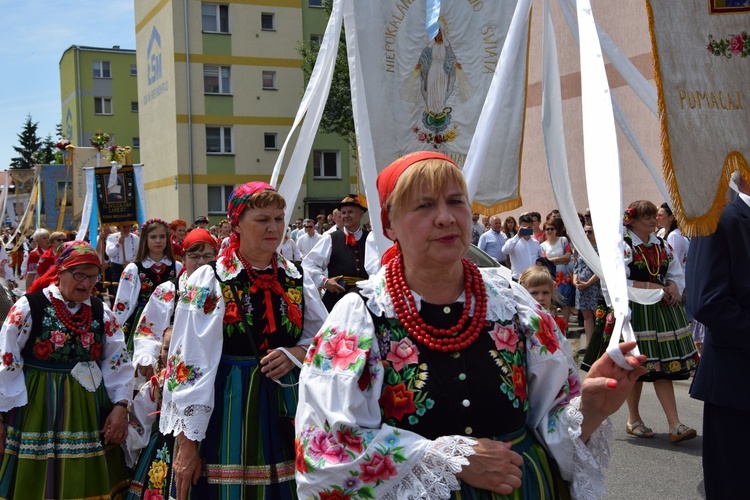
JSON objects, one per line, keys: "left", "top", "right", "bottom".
{"left": 686, "top": 170, "right": 750, "bottom": 499}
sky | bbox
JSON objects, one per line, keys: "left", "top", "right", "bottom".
{"left": 1, "top": 1, "right": 136, "bottom": 169}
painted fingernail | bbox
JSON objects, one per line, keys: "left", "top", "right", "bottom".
{"left": 607, "top": 379, "right": 617, "bottom": 389}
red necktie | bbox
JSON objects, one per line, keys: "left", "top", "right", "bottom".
{"left": 346, "top": 233, "right": 357, "bottom": 247}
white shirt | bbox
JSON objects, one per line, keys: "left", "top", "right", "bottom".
{"left": 106, "top": 232, "right": 140, "bottom": 265}
{"left": 279, "top": 238, "right": 301, "bottom": 262}
{"left": 296, "top": 231, "right": 323, "bottom": 260}
{"left": 502, "top": 234, "right": 543, "bottom": 280}
{"left": 325, "top": 225, "right": 343, "bottom": 235}
{"left": 303, "top": 227, "right": 365, "bottom": 288}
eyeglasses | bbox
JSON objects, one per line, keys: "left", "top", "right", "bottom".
{"left": 305, "top": 225, "right": 314, "bottom": 229}
{"left": 185, "top": 252, "right": 217, "bottom": 263}
{"left": 53, "top": 238, "right": 67, "bottom": 243}
{"left": 67, "top": 270, "right": 101, "bottom": 284}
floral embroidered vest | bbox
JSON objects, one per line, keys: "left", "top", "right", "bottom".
{"left": 136, "top": 261, "right": 177, "bottom": 306}
{"left": 22, "top": 291, "right": 105, "bottom": 363}
{"left": 366, "top": 298, "right": 528, "bottom": 440}
{"left": 218, "top": 263, "right": 305, "bottom": 356}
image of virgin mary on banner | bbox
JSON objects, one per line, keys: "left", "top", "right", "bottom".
{"left": 351, "top": 0, "right": 529, "bottom": 213}
{"left": 95, "top": 165, "right": 138, "bottom": 226}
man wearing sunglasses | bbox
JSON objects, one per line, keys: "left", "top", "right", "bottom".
{"left": 295, "top": 219, "right": 322, "bottom": 260}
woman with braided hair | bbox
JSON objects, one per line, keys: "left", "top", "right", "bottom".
{"left": 112, "top": 219, "right": 182, "bottom": 350}
{"left": 161, "top": 182, "right": 327, "bottom": 499}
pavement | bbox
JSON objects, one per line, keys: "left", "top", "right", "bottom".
{"left": 569, "top": 329, "right": 705, "bottom": 499}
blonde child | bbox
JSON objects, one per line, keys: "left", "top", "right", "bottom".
{"left": 519, "top": 266, "right": 569, "bottom": 337}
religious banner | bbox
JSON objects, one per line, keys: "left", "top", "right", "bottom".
{"left": 41, "top": 164, "right": 75, "bottom": 231}
{"left": 69, "top": 147, "right": 101, "bottom": 218}
{"left": 350, "top": 0, "right": 529, "bottom": 213}
{"left": 9, "top": 169, "right": 36, "bottom": 227}
{"left": 647, "top": 0, "right": 750, "bottom": 236}
{"left": 94, "top": 165, "right": 138, "bottom": 226}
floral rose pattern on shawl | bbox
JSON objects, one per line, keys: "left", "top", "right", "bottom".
{"left": 28, "top": 304, "right": 105, "bottom": 362}
{"left": 298, "top": 421, "right": 407, "bottom": 500}
{"left": 309, "top": 326, "right": 371, "bottom": 373}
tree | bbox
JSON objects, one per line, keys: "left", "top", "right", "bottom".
{"left": 299, "top": 1, "right": 355, "bottom": 148}
{"left": 10, "top": 114, "right": 43, "bottom": 169}
{"left": 38, "top": 134, "right": 56, "bottom": 164}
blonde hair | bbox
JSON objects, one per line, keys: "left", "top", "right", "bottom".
{"left": 519, "top": 266, "right": 555, "bottom": 291}
{"left": 385, "top": 159, "right": 467, "bottom": 225}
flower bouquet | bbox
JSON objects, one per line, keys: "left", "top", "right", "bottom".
{"left": 90, "top": 130, "right": 110, "bottom": 152}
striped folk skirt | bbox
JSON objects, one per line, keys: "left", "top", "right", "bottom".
{"left": 0, "top": 361, "right": 130, "bottom": 499}
{"left": 179, "top": 355, "right": 299, "bottom": 500}
{"left": 629, "top": 301, "right": 699, "bottom": 382}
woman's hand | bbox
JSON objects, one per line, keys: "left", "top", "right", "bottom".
{"left": 662, "top": 282, "right": 679, "bottom": 306}
{"left": 102, "top": 405, "right": 129, "bottom": 445}
{"left": 260, "top": 348, "right": 300, "bottom": 380}
{"left": 137, "top": 364, "right": 155, "bottom": 378}
{"left": 174, "top": 434, "right": 202, "bottom": 500}
{"left": 456, "top": 438, "right": 523, "bottom": 494}
{"left": 579, "top": 341, "right": 647, "bottom": 441}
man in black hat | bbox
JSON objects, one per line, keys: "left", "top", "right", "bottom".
{"left": 303, "top": 194, "right": 370, "bottom": 311}
{"left": 195, "top": 216, "right": 209, "bottom": 229}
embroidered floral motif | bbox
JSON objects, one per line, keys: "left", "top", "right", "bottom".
{"left": 311, "top": 327, "right": 370, "bottom": 372}
{"left": 145, "top": 442, "right": 171, "bottom": 498}
{"left": 299, "top": 422, "right": 405, "bottom": 499}
{"left": 180, "top": 283, "right": 211, "bottom": 309}
{"left": 707, "top": 31, "right": 749, "bottom": 58}
{"left": 5, "top": 306, "right": 24, "bottom": 327}
{"left": 530, "top": 311, "right": 560, "bottom": 355}
{"left": 1, "top": 351, "right": 20, "bottom": 371}
{"left": 136, "top": 315, "right": 156, "bottom": 337}
{"left": 165, "top": 347, "right": 204, "bottom": 391}
{"left": 109, "top": 351, "right": 130, "bottom": 370}
{"left": 488, "top": 318, "right": 529, "bottom": 411}
{"left": 34, "top": 305, "right": 104, "bottom": 363}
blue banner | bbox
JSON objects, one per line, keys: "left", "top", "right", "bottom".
{"left": 41, "top": 164, "right": 75, "bottom": 231}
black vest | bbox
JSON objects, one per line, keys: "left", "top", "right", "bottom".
{"left": 323, "top": 229, "right": 369, "bottom": 311}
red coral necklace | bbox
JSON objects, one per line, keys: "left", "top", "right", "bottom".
{"left": 385, "top": 255, "right": 487, "bottom": 352}
{"left": 51, "top": 296, "right": 93, "bottom": 336}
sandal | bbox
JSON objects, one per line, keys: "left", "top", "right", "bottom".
{"left": 668, "top": 423, "right": 697, "bottom": 444}
{"left": 626, "top": 420, "right": 655, "bottom": 438}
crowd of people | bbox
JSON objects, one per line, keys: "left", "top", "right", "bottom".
{"left": 0, "top": 157, "right": 744, "bottom": 499}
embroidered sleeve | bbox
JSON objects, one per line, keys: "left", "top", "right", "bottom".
{"left": 662, "top": 239, "right": 685, "bottom": 294}
{"left": 512, "top": 281, "right": 611, "bottom": 498}
{"left": 132, "top": 281, "right": 176, "bottom": 368}
{"left": 0, "top": 298, "right": 32, "bottom": 411}
{"left": 159, "top": 265, "right": 224, "bottom": 442}
{"left": 112, "top": 262, "right": 140, "bottom": 326}
{"left": 99, "top": 304, "right": 134, "bottom": 405}
{"left": 301, "top": 235, "right": 333, "bottom": 288}
{"left": 296, "top": 293, "right": 472, "bottom": 499}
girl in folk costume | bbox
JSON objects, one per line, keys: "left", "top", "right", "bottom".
{"left": 162, "top": 182, "right": 327, "bottom": 499}
{"left": 0, "top": 241, "right": 133, "bottom": 498}
{"left": 113, "top": 219, "right": 182, "bottom": 350}
{"left": 520, "top": 265, "right": 569, "bottom": 338}
{"left": 622, "top": 200, "right": 698, "bottom": 442}
{"left": 125, "top": 327, "right": 174, "bottom": 499}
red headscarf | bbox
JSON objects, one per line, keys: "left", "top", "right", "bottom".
{"left": 221, "top": 181, "right": 278, "bottom": 267}
{"left": 376, "top": 152, "right": 458, "bottom": 265}
{"left": 182, "top": 228, "right": 218, "bottom": 253}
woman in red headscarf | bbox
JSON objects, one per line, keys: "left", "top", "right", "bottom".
{"left": 0, "top": 241, "right": 133, "bottom": 499}
{"left": 295, "top": 152, "right": 647, "bottom": 499}
{"left": 161, "top": 182, "right": 327, "bottom": 499}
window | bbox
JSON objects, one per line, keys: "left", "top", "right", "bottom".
{"left": 309, "top": 0, "right": 324, "bottom": 7}
{"left": 262, "top": 71, "right": 277, "bottom": 90}
{"left": 202, "top": 3, "right": 229, "bottom": 33}
{"left": 131, "top": 101, "right": 139, "bottom": 113}
{"left": 133, "top": 137, "right": 140, "bottom": 148}
{"left": 203, "top": 65, "right": 231, "bottom": 94}
{"left": 310, "top": 34, "right": 322, "bottom": 49}
{"left": 313, "top": 150, "right": 340, "bottom": 179}
{"left": 93, "top": 61, "right": 111, "bottom": 78}
{"left": 264, "top": 133, "right": 278, "bottom": 150}
{"left": 94, "top": 97, "right": 113, "bottom": 115}
{"left": 206, "top": 126, "right": 233, "bottom": 154}
{"left": 207, "top": 185, "right": 235, "bottom": 214}
{"left": 261, "top": 12, "right": 275, "bottom": 31}
{"left": 130, "top": 64, "right": 137, "bottom": 76}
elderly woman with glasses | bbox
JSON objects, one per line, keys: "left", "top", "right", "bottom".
{"left": 0, "top": 241, "right": 133, "bottom": 499}
{"left": 161, "top": 182, "right": 327, "bottom": 499}
{"left": 295, "top": 152, "right": 646, "bottom": 499}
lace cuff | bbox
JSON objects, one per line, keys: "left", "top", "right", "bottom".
{"left": 159, "top": 401, "right": 213, "bottom": 442}
{"left": 564, "top": 396, "right": 614, "bottom": 500}
{"left": 380, "top": 436, "right": 477, "bottom": 500}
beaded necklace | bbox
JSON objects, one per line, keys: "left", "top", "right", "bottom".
{"left": 634, "top": 244, "right": 661, "bottom": 277}
{"left": 385, "top": 255, "right": 487, "bottom": 352}
{"left": 50, "top": 295, "right": 93, "bottom": 336}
